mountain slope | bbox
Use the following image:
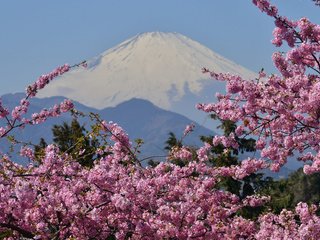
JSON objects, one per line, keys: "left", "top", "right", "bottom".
{"left": 0, "top": 94, "right": 213, "bottom": 165}
{"left": 100, "top": 98, "right": 213, "bottom": 160}
{"left": 37, "top": 32, "right": 256, "bottom": 113}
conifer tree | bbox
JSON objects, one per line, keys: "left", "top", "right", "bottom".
{"left": 35, "top": 118, "right": 99, "bottom": 167}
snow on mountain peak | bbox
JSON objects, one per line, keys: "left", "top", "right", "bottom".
{"left": 38, "top": 32, "right": 256, "bottom": 110}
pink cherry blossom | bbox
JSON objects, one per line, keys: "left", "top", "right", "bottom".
{"left": 1, "top": 1, "right": 320, "bottom": 238}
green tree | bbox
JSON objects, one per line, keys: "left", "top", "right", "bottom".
{"left": 35, "top": 118, "right": 100, "bottom": 167}
{"left": 164, "top": 132, "right": 182, "bottom": 151}
{"left": 200, "top": 117, "right": 257, "bottom": 197}
{"left": 163, "top": 131, "right": 198, "bottom": 167}
{"left": 249, "top": 167, "right": 320, "bottom": 216}
{"left": 34, "top": 137, "right": 47, "bottom": 164}
{"left": 258, "top": 177, "right": 294, "bottom": 214}
{"left": 196, "top": 116, "right": 272, "bottom": 219}
{"left": 288, "top": 168, "right": 320, "bottom": 205}
{"left": 260, "top": 168, "right": 320, "bottom": 214}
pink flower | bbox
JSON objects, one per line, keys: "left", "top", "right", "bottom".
{"left": 20, "top": 146, "right": 35, "bottom": 160}
{"left": 183, "top": 123, "right": 195, "bottom": 137}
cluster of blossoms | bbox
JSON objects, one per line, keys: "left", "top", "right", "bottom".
{"left": 256, "top": 203, "right": 320, "bottom": 239}
{"left": 200, "top": 0, "right": 320, "bottom": 175}
{"left": 0, "top": 143, "right": 263, "bottom": 239}
{"left": 183, "top": 122, "right": 195, "bottom": 137}
{"left": 26, "top": 64, "right": 70, "bottom": 97}
{"left": 0, "top": 64, "right": 82, "bottom": 139}
{"left": 0, "top": 120, "right": 319, "bottom": 239}
{"left": 1, "top": 0, "right": 320, "bottom": 239}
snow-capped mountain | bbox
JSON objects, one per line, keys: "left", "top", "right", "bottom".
{"left": 38, "top": 32, "right": 256, "bottom": 125}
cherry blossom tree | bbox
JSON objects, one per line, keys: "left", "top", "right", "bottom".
{"left": 201, "top": 0, "right": 320, "bottom": 175}
{"left": 0, "top": 0, "right": 320, "bottom": 239}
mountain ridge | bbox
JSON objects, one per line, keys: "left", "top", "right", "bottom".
{"left": 0, "top": 94, "right": 213, "bottom": 165}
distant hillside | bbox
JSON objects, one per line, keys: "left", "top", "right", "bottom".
{"left": 0, "top": 94, "right": 213, "bottom": 165}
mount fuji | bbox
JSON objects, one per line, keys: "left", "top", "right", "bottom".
{"left": 37, "top": 32, "right": 257, "bottom": 126}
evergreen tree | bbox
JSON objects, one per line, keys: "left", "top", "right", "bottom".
{"left": 200, "top": 116, "right": 258, "bottom": 198}
{"left": 34, "top": 137, "right": 47, "bottom": 164}
{"left": 164, "top": 132, "right": 182, "bottom": 151}
{"left": 260, "top": 168, "right": 320, "bottom": 214}
{"left": 163, "top": 131, "right": 197, "bottom": 167}
{"left": 35, "top": 119, "right": 100, "bottom": 167}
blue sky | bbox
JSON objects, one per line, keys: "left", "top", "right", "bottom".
{"left": 0, "top": 0, "right": 319, "bottom": 96}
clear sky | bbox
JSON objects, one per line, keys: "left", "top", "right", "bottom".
{"left": 0, "top": 0, "right": 319, "bottom": 96}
